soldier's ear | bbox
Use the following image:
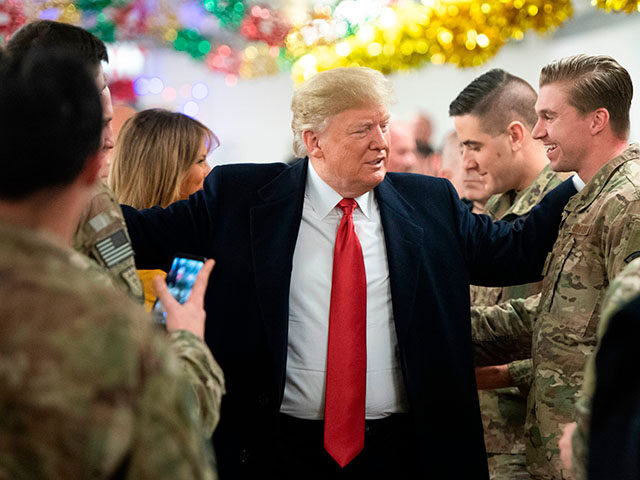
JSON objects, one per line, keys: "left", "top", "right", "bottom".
{"left": 506, "top": 121, "right": 525, "bottom": 151}
{"left": 590, "top": 108, "right": 609, "bottom": 136}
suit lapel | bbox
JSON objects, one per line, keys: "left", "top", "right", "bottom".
{"left": 250, "top": 159, "right": 307, "bottom": 392}
{"left": 375, "top": 178, "right": 424, "bottom": 344}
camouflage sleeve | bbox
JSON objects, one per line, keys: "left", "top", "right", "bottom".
{"left": 507, "top": 358, "right": 533, "bottom": 393}
{"left": 472, "top": 293, "right": 540, "bottom": 366}
{"left": 132, "top": 326, "right": 218, "bottom": 480}
{"left": 603, "top": 202, "right": 640, "bottom": 282}
{"left": 74, "top": 182, "right": 144, "bottom": 304}
{"left": 168, "top": 330, "right": 226, "bottom": 437}
{"left": 571, "top": 257, "right": 640, "bottom": 479}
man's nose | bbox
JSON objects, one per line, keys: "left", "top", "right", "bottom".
{"left": 371, "top": 126, "right": 388, "bottom": 149}
{"left": 102, "top": 125, "right": 115, "bottom": 151}
{"left": 461, "top": 149, "right": 476, "bottom": 171}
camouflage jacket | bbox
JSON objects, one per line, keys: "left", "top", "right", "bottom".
{"left": 472, "top": 144, "right": 640, "bottom": 479}
{"left": 473, "top": 164, "right": 568, "bottom": 456}
{"left": 73, "top": 181, "right": 144, "bottom": 304}
{"left": 571, "top": 256, "right": 640, "bottom": 480}
{"left": 0, "top": 221, "right": 219, "bottom": 479}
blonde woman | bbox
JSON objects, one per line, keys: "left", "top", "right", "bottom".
{"left": 109, "top": 108, "right": 220, "bottom": 310}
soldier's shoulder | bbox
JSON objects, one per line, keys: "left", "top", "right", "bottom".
{"left": 74, "top": 182, "right": 126, "bottom": 252}
{"left": 607, "top": 158, "right": 640, "bottom": 198}
{"left": 0, "top": 245, "right": 179, "bottom": 478}
{"left": 1, "top": 234, "right": 147, "bottom": 343}
{"left": 79, "top": 181, "right": 122, "bottom": 224}
{"left": 591, "top": 163, "right": 640, "bottom": 218}
{"left": 0, "top": 230, "right": 154, "bottom": 388}
{"left": 600, "top": 257, "right": 640, "bottom": 325}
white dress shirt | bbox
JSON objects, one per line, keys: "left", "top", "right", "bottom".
{"left": 280, "top": 161, "right": 408, "bottom": 420}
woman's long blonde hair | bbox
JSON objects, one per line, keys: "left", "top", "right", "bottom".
{"left": 109, "top": 108, "right": 219, "bottom": 209}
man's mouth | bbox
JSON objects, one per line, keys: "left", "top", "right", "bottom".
{"left": 545, "top": 144, "right": 558, "bottom": 155}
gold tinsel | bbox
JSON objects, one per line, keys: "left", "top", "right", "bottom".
{"left": 239, "top": 43, "right": 281, "bottom": 79}
{"left": 591, "top": 0, "right": 640, "bottom": 13}
{"left": 22, "top": 0, "right": 80, "bottom": 25}
{"left": 291, "top": 0, "right": 573, "bottom": 83}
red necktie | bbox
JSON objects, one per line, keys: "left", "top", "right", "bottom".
{"left": 324, "top": 198, "right": 367, "bottom": 467}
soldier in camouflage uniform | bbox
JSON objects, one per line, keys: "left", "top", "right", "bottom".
{"left": 0, "top": 49, "right": 220, "bottom": 479}
{"left": 450, "top": 69, "right": 569, "bottom": 479}
{"left": 472, "top": 55, "right": 640, "bottom": 479}
{"left": 6, "top": 20, "right": 144, "bottom": 304}
{"left": 563, "top": 256, "right": 640, "bottom": 479}
{"left": 6, "top": 20, "right": 225, "bottom": 438}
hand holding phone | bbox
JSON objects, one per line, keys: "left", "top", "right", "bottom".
{"left": 152, "top": 255, "right": 214, "bottom": 339}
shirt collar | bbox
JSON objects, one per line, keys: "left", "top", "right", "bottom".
{"left": 306, "top": 160, "right": 373, "bottom": 220}
{"left": 572, "top": 174, "right": 586, "bottom": 192}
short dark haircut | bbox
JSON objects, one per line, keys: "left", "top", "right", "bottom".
{"left": 0, "top": 51, "right": 102, "bottom": 199}
{"left": 5, "top": 20, "right": 108, "bottom": 68}
{"left": 449, "top": 69, "right": 538, "bottom": 136}
{"left": 540, "top": 54, "right": 632, "bottom": 139}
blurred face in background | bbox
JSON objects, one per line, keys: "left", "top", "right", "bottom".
{"left": 178, "top": 137, "right": 211, "bottom": 200}
{"left": 388, "top": 122, "right": 418, "bottom": 173}
{"left": 437, "top": 132, "right": 465, "bottom": 198}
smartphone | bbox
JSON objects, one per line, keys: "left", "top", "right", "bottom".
{"left": 152, "top": 253, "right": 207, "bottom": 325}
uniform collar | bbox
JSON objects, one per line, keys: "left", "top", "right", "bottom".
{"left": 565, "top": 144, "right": 640, "bottom": 213}
{"left": 509, "top": 164, "right": 566, "bottom": 216}
{"left": 486, "top": 164, "right": 563, "bottom": 219}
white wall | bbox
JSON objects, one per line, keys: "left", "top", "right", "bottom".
{"left": 135, "top": 10, "right": 640, "bottom": 166}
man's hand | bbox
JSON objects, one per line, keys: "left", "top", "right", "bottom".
{"left": 475, "top": 365, "right": 514, "bottom": 390}
{"left": 153, "top": 259, "right": 215, "bottom": 340}
{"left": 559, "top": 422, "right": 577, "bottom": 476}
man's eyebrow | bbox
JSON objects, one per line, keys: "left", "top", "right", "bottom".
{"left": 461, "top": 140, "right": 482, "bottom": 147}
{"left": 537, "top": 108, "right": 555, "bottom": 116}
{"left": 351, "top": 121, "right": 373, "bottom": 129}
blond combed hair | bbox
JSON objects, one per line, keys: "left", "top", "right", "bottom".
{"left": 109, "top": 109, "right": 217, "bottom": 209}
{"left": 540, "top": 54, "right": 633, "bottom": 139}
{"left": 290, "top": 67, "right": 395, "bottom": 158}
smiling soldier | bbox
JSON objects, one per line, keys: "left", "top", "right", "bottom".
{"left": 472, "top": 55, "right": 640, "bottom": 480}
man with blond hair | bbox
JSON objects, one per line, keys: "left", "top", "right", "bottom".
{"left": 123, "top": 66, "right": 576, "bottom": 479}
{"left": 472, "top": 54, "right": 640, "bottom": 479}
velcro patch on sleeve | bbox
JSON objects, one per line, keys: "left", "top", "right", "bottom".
{"left": 95, "top": 229, "right": 134, "bottom": 267}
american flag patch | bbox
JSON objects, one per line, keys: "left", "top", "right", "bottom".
{"left": 95, "top": 230, "right": 134, "bottom": 268}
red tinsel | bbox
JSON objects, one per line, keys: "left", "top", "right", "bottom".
{"left": 239, "top": 5, "right": 290, "bottom": 47}
{"left": 205, "top": 44, "right": 242, "bottom": 75}
{"left": 0, "top": 0, "right": 26, "bottom": 39}
{"left": 109, "top": 78, "right": 137, "bottom": 102}
{"left": 112, "top": 0, "right": 148, "bottom": 38}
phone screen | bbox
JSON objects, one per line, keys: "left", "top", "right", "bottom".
{"left": 152, "top": 254, "right": 206, "bottom": 325}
